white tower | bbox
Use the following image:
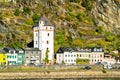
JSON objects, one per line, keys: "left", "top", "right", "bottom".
{"left": 33, "top": 15, "right": 54, "bottom": 63}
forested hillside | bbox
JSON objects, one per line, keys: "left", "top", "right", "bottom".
{"left": 0, "top": 0, "right": 120, "bottom": 53}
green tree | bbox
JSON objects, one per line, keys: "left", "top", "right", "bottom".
{"left": 45, "top": 49, "right": 49, "bottom": 64}
{"left": 58, "top": 33, "right": 64, "bottom": 45}
{"left": 32, "top": 13, "right": 40, "bottom": 23}
{"left": 81, "top": 0, "right": 93, "bottom": 11}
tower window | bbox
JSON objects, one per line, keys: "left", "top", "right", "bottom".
{"left": 47, "top": 41, "right": 49, "bottom": 44}
{"left": 46, "top": 27, "right": 47, "bottom": 29}
{"left": 36, "top": 41, "right": 37, "bottom": 44}
{"left": 48, "top": 33, "right": 49, "bottom": 36}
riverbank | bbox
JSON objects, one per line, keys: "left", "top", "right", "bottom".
{"left": 0, "top": 65, "right": 119, "bottom": 79}
{"left": 0, "top": 70, "right": 120, "bottom": 79}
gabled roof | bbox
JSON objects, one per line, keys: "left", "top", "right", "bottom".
{"left": 33, "top": 15, "right": 54, "bottom": 27}
{"left": 3, "top": 47, "right": 15, "bottom": 52}
{"left": 56, "top": 47, "right": 66, "bottom": 53}
{"left": 56, "top": 47, "right": 76, "bottom": 54}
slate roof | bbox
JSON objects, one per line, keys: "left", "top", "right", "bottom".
{"left": 3, "top": 47, "right": 15, "bottom": 53}
{"left": 91, "top": 47, "right": 104, "bottom": 52}
{"left": 23, "top": 48, "right": 40, "bottom": 51}
{"left": 56, "top": 47, "right": 75, "bottom": 53}
{"left": 33, "top": 15, "right": 54, "bottom": 27}
{"left": 56, "top": 47, "right": 104, "bottom": 54}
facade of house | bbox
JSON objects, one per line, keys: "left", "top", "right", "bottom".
{"left": 0, "top": 53, "right": 6, "bottom": 66}
{"left": 33, "top": 15, "right": 54, "bottom": 63}
{"left": 0, "top": 49, "right": 6, "bottom": 66}
{"left": 90, "top": 47, "right": 104, "bottom": 64}
{"left": 56, "top": 47, "right": 104, "bottom": 65}
{"left": 24, "top": 48, "right": 41, "bottom": 66}
{"left": 16, "top": 49, "right": 25, "bottom": 65}
{"left": 4, "top": 48, "right": 18, "bottom": 65}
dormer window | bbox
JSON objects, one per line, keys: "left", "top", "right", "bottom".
{"left": 97, "top": 49, "right": 99, "bottom": 52}
{"left": 94, "top": 48, "right": 96, "bottom": 51}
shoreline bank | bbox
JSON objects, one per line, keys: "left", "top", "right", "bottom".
{"left": 0, "top": 70, "right": 120, "bottom": 79}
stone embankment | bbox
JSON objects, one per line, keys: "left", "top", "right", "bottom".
{"left": 0, "top": 71, "right": 120, "bottom": 79}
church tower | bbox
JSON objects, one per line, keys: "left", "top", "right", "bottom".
{"left": 33, "top": 15, "right": 54, "bottom": 63}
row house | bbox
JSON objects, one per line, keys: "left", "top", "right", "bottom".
{"left": 24, "top": 48, "right": 41, "bottom": 66}
{"left": 4, "top": 48, "right": 18, "bottom": 65}
{"left": 0, "top": 49, "right": 6, "bottom": 66}
{"left": 1, "top": 48, "right": 41, "bottom": 66}
{"left": 56, "top": 47, "right": 104, "bottom": 65}
{"left": 90, "top": 47, "right": 104, "bottom": 64}
{"left": 16, "top": 49, "right": 25, "bottom": 65}
{"left": 3, "top": 48, "right": 25, "bottom": 65}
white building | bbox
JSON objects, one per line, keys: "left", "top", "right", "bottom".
{"left": 56, "top": 47, "right": 76, "bottom": 65}
{"left": 56, "top": 47, "right": 104, "bottom": 65}
{"left": 33, "top": 15, "right": 54, "bottom": 63}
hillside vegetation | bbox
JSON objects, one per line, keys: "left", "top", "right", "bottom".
{"left": 0, "top": 0, "right": 120, "bottom": 53}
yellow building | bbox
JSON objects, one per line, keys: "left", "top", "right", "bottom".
{"left": 0, "top": 53, "right": 6, "bottom": 66}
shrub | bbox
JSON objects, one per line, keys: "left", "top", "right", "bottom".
{"left": 14, "top": 8, "right": 20, "bottom": 16}
{"left": 105, "top": 36, "right": 115, "bottom": 42}
{"left": 76, "top": 58, "right": 89, "bottom": 64}
{"left": 0, "top": 43, "right": 4, "bottom": 48}
{"left": 69, "top": 0, "right": 81, "bottom": 3}
{"left": 68, "top": 4, "right": 73, "bottom": 11}
{"left": 25, "top": 18, "right": 34, "bottom": 25}
{"left": 32, "top": 13, "right": 40, "bottom": 23}
{"left": 76, "top": 13, "right": 83, "bottom": 22}
{"left": 81, "top": 0, "right": 93, "bottom": 11}
{"left": 23, "top": 7, "right": 31, "bottom": 15}
{"left": 102, "top": 69, "right": 107, "bottom": 73}
{"left": 69, "top": 11, "right": 76, "bottom": 17}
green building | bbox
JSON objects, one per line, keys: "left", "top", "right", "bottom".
{"left": 16, "top": 49, "right": 25, "bottom": 65}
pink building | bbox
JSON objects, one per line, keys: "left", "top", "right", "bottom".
{"left": 90, "top": 47, "right": 104, "bottom": 64}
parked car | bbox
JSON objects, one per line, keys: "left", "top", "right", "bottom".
{"left": 96, "top": 62, "right": 102, "bottom": 65}
{"left": 108, "top": 65, "right": 112, "bottom": 69}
